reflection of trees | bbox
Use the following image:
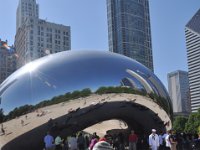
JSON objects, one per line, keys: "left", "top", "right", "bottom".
{"left": 148, "top": 92, "right": 172, "bottom": 116}
{"left": 1, "top": 86, "right": 171, "bottom": 122}
{"left": 6, "top": 105, "right": 34, "bottom": 121}
{"left": 1, "top": 88, "right": 92, "bottom": 122}
{"left": 95, "top": 86, "right": 147, "bottom": 95}
{"left": 96, "top": 87, "right": 171, "bottom": 116}
{"left": 35, "top": 88, "right": 92, "bottom": 108}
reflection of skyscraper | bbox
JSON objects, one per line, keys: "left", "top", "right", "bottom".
{"left": 168, "top": 70, "right": 191, "bottom": 115}
{"left": 15, "top": 0, "right": 71, "bottom": 68}
{"left": 106, "top": 0, "right": 153, "bottom": 71}
{"left": 121, "top": 77, "right": 137, "bottom": 89}
{"left": 185, "top": 9, "right": 200, "bottom": 112}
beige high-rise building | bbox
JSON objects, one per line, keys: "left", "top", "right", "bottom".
{"left": 15, "top": 0, "right": 71, "bottom": 68}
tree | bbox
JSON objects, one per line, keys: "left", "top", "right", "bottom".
{"left": 173, "top": 116, "right": 188, "bottom": 133}
{"left": 185, "top": 109, "right": 200, "bottom": 134}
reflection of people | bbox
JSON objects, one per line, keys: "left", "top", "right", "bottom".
{"left": 44, "top": 131, "right": 55, "bottom": 150}
{"left": 21, "top": 120, "right": 24, "bottom": 126}
{"left": 149, "top": 129, "right": 159, "bottom": 150}
{"left": 1, "top": 124, "right": 5, "bottom": 135}
{"left": 48, "top": 118, "right": 54, "bottom": 128}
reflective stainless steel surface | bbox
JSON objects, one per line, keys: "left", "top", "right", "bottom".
{"left": 0, "top": 50, "right": 172, "bottom": 149}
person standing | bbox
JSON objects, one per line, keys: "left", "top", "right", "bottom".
{"left": 149, "top": 129, "right": 159, "bottom": 150}
{"left": 169, "top": 130, "right": 177, "bottom": 150}
{"left": 55, "top": 133, "right": 64, "bottom": 150}
{"left": 68, "top": 134, "right": 78, "bottom": 150}
{"left": 44, "top": 131, "right": 55, "bottom": 150}
{"left": 129, "top": 130, "right": 138, "bottom": 150}
{"left": 77, "top": 132, "right": 85, "bottom": 150}
{"left": 165, "top": 130, "right": 171, "bottom": 150}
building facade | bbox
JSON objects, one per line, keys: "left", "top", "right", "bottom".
{"left": 0, "top": 40, "right": 17, "bottom": 84}
{"left": 185, "top": 9, "right": 200, "bottom": 112}
{"left": 15, "top": 0, "right": 71, "bottom": 68}
{"left": 16, "top": 0, "right": 39, "bottom": 30}
{"left": 168, "top": 70, "right": 191, "bottom": 115}
{"left": 106, "top": 0, "right": 153, "bottom": 71}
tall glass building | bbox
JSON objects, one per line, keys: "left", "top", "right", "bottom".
{"left": 185, "top": 9, "right": 200, "bottom": 112}
{"left": 106, "top": 0, "right": 153, "bottom": 71}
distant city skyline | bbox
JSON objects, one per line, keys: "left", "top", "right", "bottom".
{"left": 0, "top": 0, "right": 200, "bottom": 88}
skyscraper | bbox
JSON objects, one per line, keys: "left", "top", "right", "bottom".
{"left": 185, "top": 9, "right": 200, "bottom": 112}
{"left": 15, "top": 0, "right": 71, "bottom": 68}
{"left": 168, "top": 70, "right": 191, "bottom": 115}
{"left": 16, "top": 0, "right": 39, "bottom": 30}
{"left": 0, "top": 39, "right": 17, "bottom": 84}
{"left": 106, "top": 0, "right": 153, "bottom": 71}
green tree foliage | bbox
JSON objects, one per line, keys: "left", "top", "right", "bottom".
{"left": 185, "top": 109, "right": 200, "bottom": 134}
{"left": 173, "top": 116, "right": 188, "bottom": 133}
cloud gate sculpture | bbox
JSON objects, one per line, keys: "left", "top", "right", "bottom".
{"left": 0, "top": 51, "right": 172, "bottom": 150}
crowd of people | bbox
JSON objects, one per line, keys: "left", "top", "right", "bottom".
{"left": 43, "top": 131, "right": 113, "bottom": 150}
{"left": 43, "top": 128, "right": 200, "bottom": 150}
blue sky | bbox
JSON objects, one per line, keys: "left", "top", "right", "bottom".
{"left": 0, "top": 0, "right": 200, "bottom": 89}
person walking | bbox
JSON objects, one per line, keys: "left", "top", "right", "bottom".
{"left": 129, "top": 130, "right": 138, "bottom": 150}
{"left": 149, "top": 129, "right": 160, "bottom": 150}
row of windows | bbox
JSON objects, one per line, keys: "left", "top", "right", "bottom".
{"left": 38, "top": 26, "right": 69, "bottom": 35}
{"left": 37, "top": 40, "right": 69, "bottom": 47}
